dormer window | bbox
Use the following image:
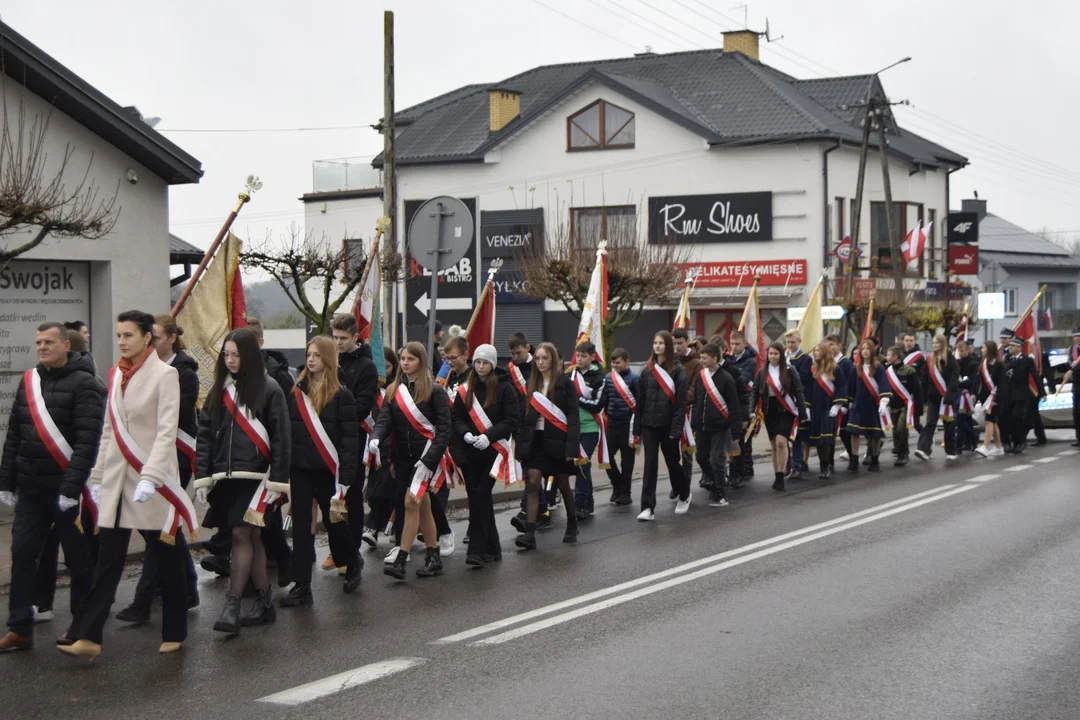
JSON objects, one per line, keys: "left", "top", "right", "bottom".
{"left": 567, "top": 100, "right": 635, "bottom": 151}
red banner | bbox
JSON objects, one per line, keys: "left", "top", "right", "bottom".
{"left": 948, "top": 245, "right": 979, "bottom": 275}
{"left": 681, "top": 259, "right": 807, "bottom": 288}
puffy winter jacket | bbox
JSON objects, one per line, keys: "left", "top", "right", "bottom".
{"left": 604, "top": 368, "right": 639, "bottom": 424}
{"left": 371, "top": 381, "right": 451, "bottom": 471}
{"left": 451, "top": 377, "right": 520, "bottom": 468}
{"left": 691, "top": 366, "right": 743, "bottom": 433}
{"left": 515, "top": 374, "right": 581, "bottom": 462}
{"left": 193, "top": 376, "right": 291, "bottom": 489}
{"left": 167, "top": 351, "right": 200, "bottom": 482}
{"left": 571, "top": 362, "right": 607, "bottom": 434}
{"left": 287, "top": 380, "right": 359, "bottom": 483}
{"left": 339, "top": 343, "right": 379, "bottom": 426}
{"left": 0, "top": 353, "right": 105, "bottom": 498}
{"left": 633, "top": 361, "right": 688, "bottom": 438}
{"left": 731, "top": 345, "right": 758, "bottom": 387}
{"left": 263, "top": 349, "right": 295, "bottom": 395}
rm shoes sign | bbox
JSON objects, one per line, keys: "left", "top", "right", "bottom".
{"left": 649, "top": 192, "right": 772, "bottom": 244}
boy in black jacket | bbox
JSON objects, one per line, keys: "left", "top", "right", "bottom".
{"left": 884, "top": 346, "right": 921, "bottom": 467}
{"left": 711, "top": 335, "right": 751, "bottom": 488}
{"left": 691, "top": 344, "right": 743, "bottom": 506}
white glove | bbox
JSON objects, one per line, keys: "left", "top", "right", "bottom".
{"left": 0, "top": 491, "right": 14, "bottom": 507}
{"left": 464, "top": 432, "right": 477, "bottom": 445}
{"left": 367, "top": 438, "right": 380, "bottom": 455}
{"left": 195, "top": 486, "right": 210, "bottom": 505}
{"left": 472, "top": 434, "right": 491, "bottom": 451}
{"left": 413, "top": 461, "right": 434, "bottom": 486}
{"left": 829, "top": 405, "right": 840, "bottom": 418}
{"left": 974, "top": 402, "right": 984, "bottom": 413}
{"left": 90, "top": 483, "right": 101, "bottom": 506}
{"left": 133, "top": 479, "right": 156, "bottom": 504}
{"left": 58, "top": 495, "right": 79, "bottom": 512}
{"left": 879, "top": 398, "right": 890, "bottom": 412}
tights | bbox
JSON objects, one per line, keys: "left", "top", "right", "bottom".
{"left": 525, "top": 470, "right": 576, "bottom": 525}
{"left": 230, "top": 525, "right": 269, "bottom": 597}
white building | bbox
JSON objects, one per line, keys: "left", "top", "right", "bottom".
{"left": 0, "top": 22, "right": 201, "bottom": 445}
{"left": 304, "top": 31, "right": 965, "bottom": 359}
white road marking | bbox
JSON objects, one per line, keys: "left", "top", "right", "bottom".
{"left": 1034, "top": 457, "right": 1059, "bottom": 464}
{"left": 1057, "top": 450, "right": 1079, "bottom": 457}
{"left": 472, "top": 485, "right": 979, "bottom": 646}
{"left": 1005, "top": 464, "right": 1034, "bottom": 472}
{"left": 965, "top": 474, "right": 1001, "bottom": 483}
{"left": 257, "top": 658, "right": 425, "bottom": 706}
{"left": 434, "top": 485, "right": 961, "bottom": 646}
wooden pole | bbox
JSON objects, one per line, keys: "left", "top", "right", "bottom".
{"left": 383, "top": 10, "right": 398, "bottom": 347}
{"left": 170, "top": 190, "right": 251, "bottom": 317}
{"left": 877, "top": 111, "right": 906, "bottom": 325}
{"left": 737, "top": 277, "right": 760, "bottom": 332}
{"left": 1012, "top": 284, "right": 1048, "bottom": 331}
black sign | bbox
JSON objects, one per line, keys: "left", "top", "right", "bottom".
{"left": 480, "top": 208, "right": 544, "bottom": 258}
{"left": 648, "top": 192, "right": 772, "bottom": 244}
{"left": 947, "top": 212, "right": 979, "bottom": 245}
{"left": 483, "top": 259, "right": 535, "bottom": 304}
{"left": 405, "top": 198, "right": 477, "bottom": 342}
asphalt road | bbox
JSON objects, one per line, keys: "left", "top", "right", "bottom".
{"left": 5, "top": 434, "right": 1080, "bottom": 719}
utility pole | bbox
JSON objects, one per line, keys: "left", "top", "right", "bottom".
{"left": 842, "top": 106, "right": 872, "bottom": 343}
{"left": 383, "top": 10, "right": 398, "bottom": 347}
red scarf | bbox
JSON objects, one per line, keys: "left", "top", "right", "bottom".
{"left": 118, "top": 347, "right": 153, "bottom": 391}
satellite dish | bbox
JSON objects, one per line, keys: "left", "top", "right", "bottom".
{"left": 144, "top": 116, "right": 162, "bottom": 128}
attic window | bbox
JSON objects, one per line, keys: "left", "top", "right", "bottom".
{"left": 567, "top": 100, "right": 635, "bottom": 151}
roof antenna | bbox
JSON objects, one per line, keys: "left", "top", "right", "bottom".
{"left": 729, "top": 4, "right": 748, "bottom": 28}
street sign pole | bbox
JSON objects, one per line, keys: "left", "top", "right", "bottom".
{"left": 427, "top": 201, "right": 449, "bottom": 362}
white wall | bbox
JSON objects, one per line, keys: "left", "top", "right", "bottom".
{"left": 1, "top": 83, "right": 173, "bottom": 368}
{"left": 304, "top": 194, "right": 385, "bottom": 248}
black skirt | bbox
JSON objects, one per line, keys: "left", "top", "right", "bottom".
{"left": 525, "top": 430, "right": 575, "bottom": 476}
{"left": 203, "top": 478, "right": 263, "bottom": 529}
{"left": 764, "top": 397, "right": 798, "bottom": 441}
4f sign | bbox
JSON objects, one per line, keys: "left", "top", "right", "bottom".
{"left": 947, "top": 212, "right": 979, "bottom": 245}
{"left": 953, "top": 221, "right": 973, "bottom": 234}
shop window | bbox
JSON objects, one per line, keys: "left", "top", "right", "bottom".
{"left": 570, "top": 205, "right": 637, "bottom": 250}
{"left": 567, "top": 100, "right": 635, "bottom": 151}
{"left": 1004, "top": 287, "right": 1018, "bottom": 316}
{"left": 870, "top": 201, "right": 924, "bottom": 278}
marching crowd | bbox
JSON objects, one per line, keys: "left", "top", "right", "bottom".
{"left": 0, "top": 308, "right": 1071, "bottom": 659}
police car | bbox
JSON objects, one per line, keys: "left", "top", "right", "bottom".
{"left": 1039, "top": 348, "right": 1074, "bottom": 428}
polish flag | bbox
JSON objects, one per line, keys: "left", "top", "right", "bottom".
{"left": 901, "top": 220, "right": 930, "bottom": 267}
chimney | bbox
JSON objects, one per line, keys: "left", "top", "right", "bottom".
{"left": 489, "top": 87, "right": 521, "bottom": 132}
{"left": 962, "top": 197, "right": 988, "bottom": 220}
{"left": 722, "top": 30, "right": 760, "bottom": 61}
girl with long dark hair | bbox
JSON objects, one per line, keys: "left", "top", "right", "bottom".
{"left": 975, "top": 340, "right": 1005, "bottom": 457}
{"left": 514, "top": 342, "right": 580, "bottom": 548}
{"left": 749, "top": 342, "right": 807, "bottom": 491}
{"left": 453, "top": 343, "right": 519, "bottom": 565}
{"left": 808, "top": 343, "right": 846, "bottom": 479}
{"left": 370, "top": 342, "right": 451, "bottom": 580}
{"left": 914, "top": 334, "right": 959, "bottom": 461}
{"left": 194, "top": 328, "right": 290, "bottom": 636}
{"left": 634, "top": 331, "right": 689, "bottom": 521}
{"left": 280, "top": 336, "right": 361, "bottom": 606}
{"left": 845, "top": 339, "right": 892, "bottom": 473}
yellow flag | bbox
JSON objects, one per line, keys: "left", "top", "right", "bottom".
{"left": 797, "top": 275, "right": 824, "bottom": 351}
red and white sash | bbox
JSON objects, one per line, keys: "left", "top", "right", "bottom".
{"left": 530, "top": 390, "right": 569, "bottom": 432}
{"left": 394, "top": 385, "right": 455, "bottom": 500}
{"left": 929, "top": 362, "right": 954, "bottom": 419}
{"left": 859, "top": 365, "right": 892, "bottom": 432}
{"left": 362, "top": 388, "right": 386, "bottom": 468}
{"left": 981, "top": 360, "right": 998, "bottom": 413}
{"left": 814, "top": 371, "right": 845, "bottom": 434}
{"left": 221, "top": 382, "right": 279, "bottom": 525}
{"left": 886, "top": 366, "right": 915, "bottom": 426}
{"left": 509, "top": 364, "right": 529, "bottom": 397}
{"left": 904, "top": 350, "right": 924, "bottom": 366}
{"left": 700, "top": 368, "right": 731, "bottom": 421}
{"left": 106, "top": 367, "right": 198, "bottom": 544}
{"left": 572, "top": 370, "right": 610, "bottom": 468}
{"left": 457, "top": 385, "right": 520, "bottom": 486}
{"left": 294, "top": 387, "right": 349, "bottom": 508}
{"left": 648, "top": 362, "right": 693, "bottom": 449}
{"left": 765, "top": 367, "right": 800, "bottom": 440}
{"left": 610, "top": 370, "right": 640, "bottom": 448}
{"left": 176, "top": 429, "right": 196, "bottom": 475}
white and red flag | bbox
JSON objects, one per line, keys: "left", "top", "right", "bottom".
{"left": 576, "top": 243, "right": 609, "bottom": 365}
{"left": 901, "top": 220, "right": 931, "bottom": 267}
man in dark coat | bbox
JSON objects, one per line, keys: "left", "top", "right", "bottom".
{"left": 1005, "top": 336, "right": 1039, "bottom": 453}
{"left": 730, "top": 331, "right": 758, "bottom": 480}
{"left": 0, "top": 323, "right": 104, "bottom": 652}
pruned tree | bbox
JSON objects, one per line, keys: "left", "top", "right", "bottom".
{"left": 516, "top": 201, "right": 696, "bottom": 355}
{"left": 241, "top": 227, "right": 369, "bottom": 335}
{"left": 0, "top": 79, "right": 119, "bottom": 267}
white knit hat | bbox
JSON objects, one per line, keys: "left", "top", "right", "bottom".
{"left": 472, "top": 343, "right": 498, "bottom": 367}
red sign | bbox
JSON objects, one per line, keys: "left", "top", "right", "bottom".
{"left": 834, "top": 278, "right": 876, "bottom": 303}
{"left": 948, "top": 245, "right": 979, "bottom": 275}
{"left": 683, "top": 259, "right": 807, "bottom": 287}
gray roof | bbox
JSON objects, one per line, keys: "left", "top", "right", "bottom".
{"left": 169, "top": 234, "right": 204, "bottom": 264}
{"left": 980, "top": 251, "right": 1080, "bottom": 268}
{"left": 978, "top": 213, "right": 1072, "bottom": 255}
{"left": 375, "top": 49, "right": 966, "bottom": 169}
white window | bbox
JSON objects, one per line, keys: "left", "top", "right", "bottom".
{"left": 1004, "top": 287, "right": 1018, "bottom": 316}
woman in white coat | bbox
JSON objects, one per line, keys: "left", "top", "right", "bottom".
{"left": 59, "top": 311, "right": 198, "bottom": 660}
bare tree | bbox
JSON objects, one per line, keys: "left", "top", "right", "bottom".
{"left": 516, "top": 202, "right": 696, "bottom": 355}
{"left": 1037, "top": 228, "right": 1080, "bottom": 256}
{"left": 241, "top": 228, "right": 369, "bottom": 335}
{"left": 0, "top": 81, "right": 119, "bottom": 267}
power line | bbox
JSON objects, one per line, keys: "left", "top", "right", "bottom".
{"left": 528, "top": 0, "right": 643, "bottom": 53}
{"left": 594, "top": 0, "right": 702, "bottom": 50}
{"left": 158, "top": 125, "right": 367, "bottom": 133}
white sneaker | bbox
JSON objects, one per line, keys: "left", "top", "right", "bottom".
{"left": 637, "top": 508, "right": 655, "bottom": 522}
{"left": 33, "top": 606, "right": 53, "bottom": 623}
{"left": 839, "top": 451, "right": 850, "bottom": 462}
{"left": 383, "top": 546, "right": 400, "bottom": 565}
{"left": 989, "top": 447, "right": 1005, "bottom": 457}
{"left": 675, "top": 495, "right": 692, "bottom": 515}
{"left": 913, "top": 450, "right": 930, "bottom": 461}
{"left": 361, "top": 529, "right": 378, "bottom": 549}
{"left": 974, "top": 446, "right": 989, "bottom": 457}
{"left": 439, "top": 530, "right": 456, "bottom": 557}
{"left": 945, "top": 454, "right": 958, "bottom": 460}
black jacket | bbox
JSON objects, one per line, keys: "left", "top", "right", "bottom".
{"left": 749, "top": 366, "right": 808, "bottom": 422}
{"left": 287, "top": 380, "right": 359, "bottom": 484}
{"left": 691, "top": 366, "right": 742, "bottom": 432}
{"left": 444, "top": 366, "right": 472, "bottom": 466}
{"left": 263, "top": 349, "right": 295, "bottom": 395}
{"left": 957, "top": 354, "right": 979, "bottom": 394}
{"left": 604, "top": 368, "right": 639, "bottom": 424}
{"left": 1004, "top": 354, "right": 1039, "bottom": 402}
{"left": 731, "top": 345, "right": 758, "bottom": 387}
{"left": 451, "top": 378, "right": 520, "bottom": 468}
{"left": 169, "top": 351, "right": 200, "bottom": 480}
{"left": 975, "top": 359, "right": 1004, "bottom": 404}
{"left": 338, "top": 343, "right": 379, "bottom": 428}
{"left": 372, "top": 381, "right": 451, "bottom": 471}
{"left": 721, "top": 356, "right": 751, "bottom": 410}
{"left": 0, "top": 354, "right": 105, "bottom": 498}
{"left": 515, "top": 374, "right": 581, "bottom": 461}
{"left": 634, "top": 362, "right": 688, "bottom": 438}
{"left": 194, "top": 376, "right": 291, "bottom": 487}
{"left": 924, "top": 354, "right": 960, "bottom": 404}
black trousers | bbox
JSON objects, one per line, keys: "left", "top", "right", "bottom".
{"left": 640, "top": 426, "right": 688, "bottom": 511}
{"left": 8, "top": 494, "right": 93, "bottom": 636}
{"left": 605, "top": 420, "right": 636, "bottom": 498}
{"left": 1074, "top": 393, "right": 1080, "bottom": 442}
{"left": 289, "top": 470, "right": 360, "bottom": 583}
{"left": 917, "top": 401, "right": 956, "bottom": 455}
{"left": 1009, "top": 398, "right": 1032, "bottom": 446}
{"left": 345, "top": 460, "right": 366, "bottom": 545}
{"left": 696, "top": 429, "right": 730, "bottom": 498}
{"left": 34, "top": 503, "right": 99, "bottom": 612}
{"left": 131, "top": 530, "right": 199, "bottom": 610}
{"left": 69, "top": 527, "right": 187, "bottom": 644}
{"left": 463, "top": 462, "right": 500, "bottom": 558}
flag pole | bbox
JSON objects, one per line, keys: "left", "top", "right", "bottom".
{"left": 1012, "top": 284, "right": 1048, "bottom": 331}
{"left": 354, "top": 218, "right": 390, "bottom": 311}
{"left": 737, "top": 276, "right": 760, "bottom": 332}
{"left": 796, "top": 272, "right": 826, "bottom": 335}
{"left": 171, "top": 178, "right": 261, "bottom": 318}
{"left": 464, "top": 259, "right": 502, "bottom": 337}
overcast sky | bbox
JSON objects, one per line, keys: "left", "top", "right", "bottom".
{"left": 7, "top": 0, "right": 1080, "bottom": 250}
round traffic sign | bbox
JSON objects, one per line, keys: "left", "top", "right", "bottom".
{"left": 407, "top": 196, "right": 474, "bottom": 273}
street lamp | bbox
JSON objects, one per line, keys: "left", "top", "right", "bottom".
{"left": 866, "top": 56, "right": 911, "bottom": 100}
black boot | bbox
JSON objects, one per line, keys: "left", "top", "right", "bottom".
{"left": 819, "top": 464, "right": 832, "bottom": 480}
{"left": 772, "top": 471, "right": 785, "bottom": 491}
{"left": 894, "top": 453, "right": 908, "bottom": 467}
{"left": 563, "top": 520, "right": 579, "bottom": 544}
{"left": 868, "top": 455, "right": 880, "bottom": 472}
{"left": 212, "top": 593, "right": 242, "bottom": 635}
{"left": 847, "top": 456, "right": 859, "bottom": 473}
{"left": 343, "top": 565, "right": 361, "bottom": 594}
{"left": 416, "top": 547, "right": 444, "bottom": 577}
{"left": 515, "top": 522, "right": 537, "bottom": 551}
{"left": 279, "top": 582, "right": 313, "bottom": 607}
{"left": 384, "top": 549, "right": 408, "bottom": 580}
{"left": 241, "top": 587, "right": 276, "bottom": 627}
